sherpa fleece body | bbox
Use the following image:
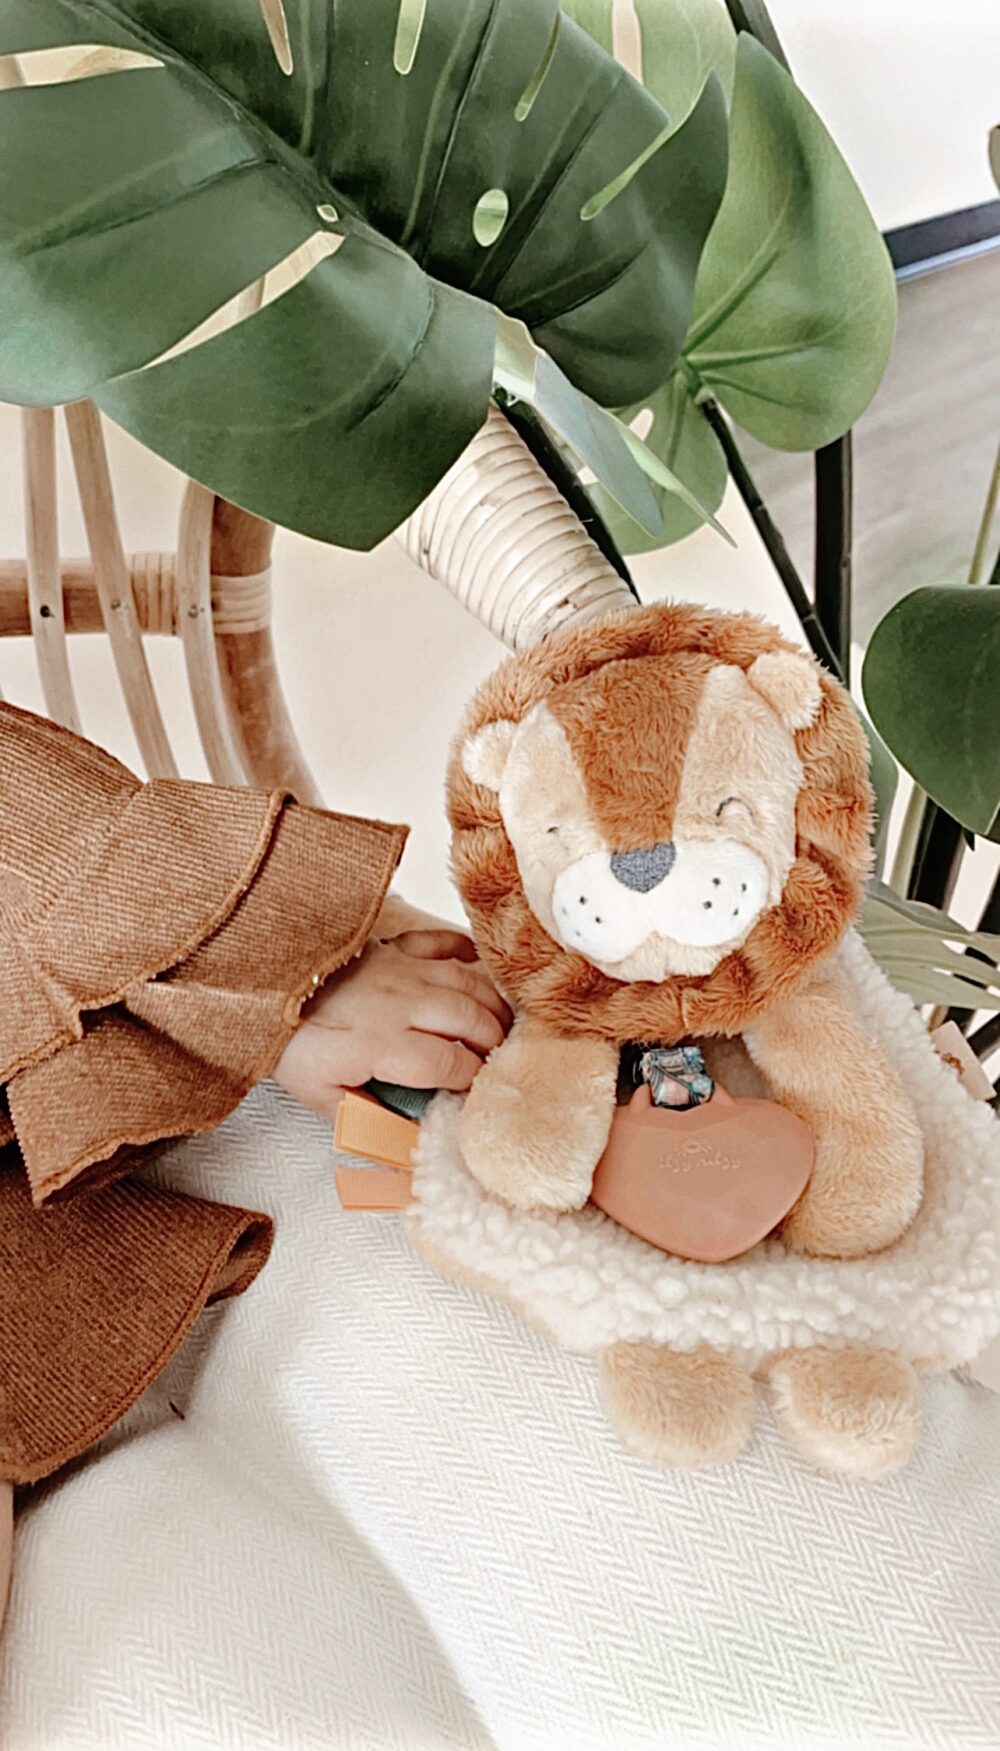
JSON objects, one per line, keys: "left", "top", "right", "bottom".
{"left": 408, "top": 934, "right": 1000, "bottom": 1374}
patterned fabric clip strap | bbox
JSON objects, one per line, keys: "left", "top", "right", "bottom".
{"left": 637, "top": 1044, "right": 715, "bottom": 1109}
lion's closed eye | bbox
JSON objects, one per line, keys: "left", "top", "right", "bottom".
{"left": 716, "top": 795, "right": 757, "bottom": 824}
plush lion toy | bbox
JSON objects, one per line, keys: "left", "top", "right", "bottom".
{"left": 445, "top": 602, "right": 927, "bottom": 1474}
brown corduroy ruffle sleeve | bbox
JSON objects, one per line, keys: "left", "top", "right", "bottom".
{"left": 0, "top": 704, "right": 406, "bottom": 1484}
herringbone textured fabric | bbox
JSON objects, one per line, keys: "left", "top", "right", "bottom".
{"left": 2, "top": 1083, "right": 998, "bottom": 1749}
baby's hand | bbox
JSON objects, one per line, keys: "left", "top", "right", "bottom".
{"left": 274, "top": 934, "right": 511, "bottom": 1121}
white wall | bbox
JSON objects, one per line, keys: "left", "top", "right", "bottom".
{"left": 767, "top": 0, "right": 1000, "bottom": 229}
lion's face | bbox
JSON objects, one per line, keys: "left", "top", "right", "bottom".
{"left": 475, "top": 656, "right": 808, "bottom": 980}
{"left": 449, "top": 606, "right": 872, "bottom": 1044}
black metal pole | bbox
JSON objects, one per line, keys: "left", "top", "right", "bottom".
{"left": 968, "top": 1010, "right": 1000, "bottom": 1063}
{"left": 813, "top": 437, "right": 854, "bottom": 684}
{"left": 699, "top": 399, "right": 846, "bottom": 681}
{"left": 906, "top": 802, "right": 966, "bottom": 908}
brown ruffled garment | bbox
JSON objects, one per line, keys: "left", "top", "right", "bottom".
{"left": 0, "top": 703, "right": 406, "bottom": 1484}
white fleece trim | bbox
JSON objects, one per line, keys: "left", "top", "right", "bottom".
{"left": 408, "top": 933, "right": 1000, "bottom": 1370}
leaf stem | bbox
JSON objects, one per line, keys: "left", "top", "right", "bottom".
{"left": 968, "top": 1010, "right": 1000, "bottom": 1062}
{"left": 889, "top": 782, "right": 927, "bottom": 896}
{"left": 907, "top": 804, "right": 965, "bottom": 909}
{"left": 698, "top": 398, "right": 845, "bottom": 681}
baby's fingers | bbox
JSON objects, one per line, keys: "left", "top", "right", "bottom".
{"left": 393, "top": 927, "right": 478, "bottom": 963}
{"left": 376, "top": 1033, "right": 484, "bottom": 1092}
{"left": 411, "top": 991, "right": 507, "bottom": 1056}
{"left": 418, "top": 956, "right": 512, "bottom": 1029}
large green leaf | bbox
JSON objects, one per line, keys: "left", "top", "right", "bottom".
{"left": 862, "top": 584, "right": 1000, "bottom": 842}
{"left": 574, "top": 27, "right": 897, "bottom": 550}
{"left": 0, "top": 0, "right": 730, "bottom": 548}
{"left": 682, "top": 35, "right": 897, "bottom": 451}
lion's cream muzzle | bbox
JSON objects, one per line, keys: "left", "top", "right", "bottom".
{"left": 551, "top": 838, "right": 770, "bottom": 966}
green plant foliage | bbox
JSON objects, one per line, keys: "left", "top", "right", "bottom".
{"left": 0, "top": 0, "right": 730, "bottom": 548}
{"left": 494, "top": 315, "right": 661, "bottom": 533}
{"left": 633, "top": 0, "right": 737, "bottom": 127}
{"left": 860, "top": 881, "right": 1000, "bottom": 1011}
{"left": 862, "top": 585, "right": 1000, "bottom": 842}
{"left": 563, "top": 0, "right": 737, "bottom": 128}
{"left": 684, "top": 37, "right": 896, "bottom": 450}
{"left": 589, "top": 370, "right": 728, "bottom": 551}
{"left": 579, "top": 23, "right": 898, "bottom": 550}
{"left": 558, "top": 1, "right": 613, "bottom": 59}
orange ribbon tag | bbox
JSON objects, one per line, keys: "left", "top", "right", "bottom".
{"left": 333, "top": 1091, "right": 417, "bottom": 1210}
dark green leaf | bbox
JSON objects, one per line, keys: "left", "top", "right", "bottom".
{"left": 557, "top": 1, "right": 613, "bottom": 58}
{"left": 862, "top": 585, "right": 1000, "bottom": 841}
{"left": 683, "top": 36, "right": 897, "bottom": 450}
{"left": 0, "top": 0, "right": 728, "bottom": 548}
{"left": 101, "top": 248, "right": 495, "bottom": 551}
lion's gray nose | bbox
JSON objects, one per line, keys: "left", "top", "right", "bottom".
{"left": 609, "top": 841, "right": 676, "bottom": 894}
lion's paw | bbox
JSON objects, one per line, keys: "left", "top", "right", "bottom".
{"left": 458, "top": 1076, "right": 611, "bottom": 1212}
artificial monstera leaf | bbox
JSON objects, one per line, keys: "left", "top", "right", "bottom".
{"left": 628, "top": 0, "right": 737, "bottom": 128}
{"left": 683, "top": 35, "right": 896, "bottom": 450}
{"left": 862, "top": 585, "right": 1000, "bottom": 842}
{"left": 860, "top": 880, "right": 1000, "bottom": 1012}
{"left": 577, "top": 27, "right": 897, "bottom": 550}
{"left": 0, "top": 0, "right": 729, "bottom": 548}
{"left": 563, "top": 0, "right": 737, "bottom": 128}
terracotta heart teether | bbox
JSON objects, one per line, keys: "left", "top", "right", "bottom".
{"left": 590, "top": 1083, "right": 814, "bottom": 1263}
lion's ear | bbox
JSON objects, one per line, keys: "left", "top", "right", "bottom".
{"left": 461, "top": 719, "right": 518, "bottom": 791}
{"left": 746, "top": 648, "right": 822, "bottom": 732}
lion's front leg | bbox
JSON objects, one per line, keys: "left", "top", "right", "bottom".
{"left": 458, "top": 1013, "right": 618, "bottom": 1212}
{"left": 743, "top": 964, "right": 923, "bottom": 1257}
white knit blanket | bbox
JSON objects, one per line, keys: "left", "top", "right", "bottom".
{"left": 409, "top": 934, "right": 1000, "bottom": 1371}
{"left": 3, "top": 942, "right": 1000, "bottom": 1749}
